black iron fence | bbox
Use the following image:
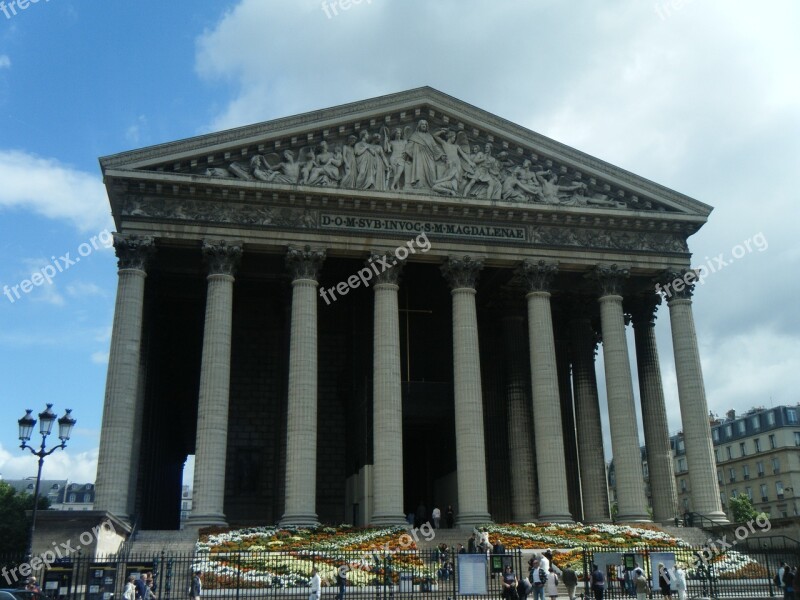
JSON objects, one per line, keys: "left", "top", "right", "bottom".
{"left": 2, "top": 543, "right": 799, "bottom": 600}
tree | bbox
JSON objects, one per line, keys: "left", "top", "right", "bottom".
{"left": 0, "top": 481, "right": 50, "bottom": 556}
{"left": 728, "top": 494, "right": 758, "bottom": 523}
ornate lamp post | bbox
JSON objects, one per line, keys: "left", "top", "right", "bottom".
{"left": 17, "top": 404, "right": 77, "bottom": 559}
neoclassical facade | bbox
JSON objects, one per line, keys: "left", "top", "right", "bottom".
{"left": 94, "top": 87, "right": 726, "bottom": 529}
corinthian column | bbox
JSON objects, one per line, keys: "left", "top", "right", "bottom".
{"left": 568, "top": 304, "right": 610, "bottom": 522}
{"left": 280, "top": 246, "right": 325, "bottom": 527}
{"left": 662, "top": 270, "right": 728, "bottom": 522}
{"left": 441, "top": 256, "right": 491, "bottom": 526}
{"left": 630, "top": 293, "right": 679, "bottom": 524}
{"left": 589, "top": 264, "right": 650, "bottom": 522}
{"left": 500, "top": 301, "right": 537, "bottom": 523}
{"left": 94, "top": 234, "right": 155, "bottom": 518}
{"left": 370, "top": 254, "right": 405, "bottom": 526}
{"left": 188, "top": 240, "right": 242, "bottom": 527}
{"left": 519, "top": 260, "right": 572, "bottom": 523}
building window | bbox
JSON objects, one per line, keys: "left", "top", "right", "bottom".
{"left": 714, "top": 448, "right": 720, "bottom": 462}
{"left": 789, "top": 408, "right": 799, "bottom": 424}
{"left": 712, "top": 428, "right": 720, "bottom": 442}
{"left": 743, "top": 464, "right": 750, "bottom": 479}
{"left": 680, "top": 479, "right": 687, "bottom": 492}
{"left": 754, "top": 438, "right": 762, "bottom": 452}
{"left": 717, "top": 470, "right": 723, "bottom": 484}
{"left": 677, "top": 458, "right": 687, "bottom": 473}
{"left": 683, "top": 498, "right": 689, "bottom": 510}
{"left": 729, "top": 467, "right": 736, "bottom": 483}
{"left": 740, "top": 442, "right": 747, "bottom": 457}
{"left": 732, "top": 489, "right": 738, "bottom": 498}
{"left": 773, "top": 457, "right": 781, "bottom": 474}
{"left": 725, "top": 424, "right": 733, "bottom": 437}
{"left": 738, "top": 420, "right": 746, "bottom": 434}
{"left": 751, "top": 416, "right": 761, "bottom": 431}
{"left": 677, "top": 439, "right": 685, "bottom": 452}
{"left": 726, "top": 446, "right": 733, "bottom": 460}
{"left": 767, "top": 411, "right": 776, "bottom": 426}
{"left": 761, "top": 484, "right": 769, "bottom": 502}
{"left": 777, "top": 481, "right": 785, "bottom": 499}
{"left": 746, "top": 487, "right": 753, "bottom": 500}
{"left": 69, "top": 493, "right": 76, "bottom": 502}
{"left": 83, "top": 493, "right": 91, "bottom": 503}
{"left": 757, "top": 461, "right": 765, "bottom": 477}
{"left": 770, "top": 434, "right": 777, "bottom": 449}
{"left": 795, "top": 432, "right": 800, "bottom": 447}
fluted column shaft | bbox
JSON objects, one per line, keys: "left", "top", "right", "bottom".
{"left": 632, "top": 295, "right": 679, "bottom": 524}
{"left": 592, "top": 265, "right": 651, "bottom": 522}
{"left": 281, "top": 247, "right": 325, "bottom": 527}
{"left": 371, "top": 255, "right": 405, "bottom": 526}
{"left": 188, "top": 241, "right": 241, "bottom": 527}
{"left": 442, "top": 257, "right": 491, "bottom": 526}
{"left": 502, "top": 313, "right": 537, "bottom": 523}
{"left": 569, "top": 315, "right": 610, "bottom": 522}
{"left": 520, "top": 260, "right": 572, "bottom": 523}
{"left": 94, "top": 235, "right": 154, "bottom": 518}
{"left": 663, "top": 271, "right": 727, "bottom": 521}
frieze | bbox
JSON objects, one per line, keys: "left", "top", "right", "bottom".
{"left": 120, "top": 196, "right": 690, "bottom": 255}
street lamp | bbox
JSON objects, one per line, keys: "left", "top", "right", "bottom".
{"left": 17, "top": 404, "right": 76, "bottom": 559}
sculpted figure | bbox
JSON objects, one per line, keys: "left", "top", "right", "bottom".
{"left": 433, "top": 129, "right": 473, "bottom": 186}
{"left": 340, "top": 135, "right": 358, "bottom": 188}
{"left": 249, "top": 150, "right": 301, "bottom": 184}
{"left": 371, "top": 133, "right": 391, "bottom": 190}
{"left": 431, "top": 156, "right": 460, "bottom": 196}
{"left": 355, "top": 130, "right": 390, "bottom": 190}
{"left": 463, "top": 143, "right": 502, "bottom": 200}
{"left": 403, "top": 119, "right": 445, "bottom": 191}
{"left": 501, "top": 166, "right": 541, "bottom": 202}
{"left": 383, "top": 126, "right": 412, "bottom": 191}
{"left": 536, "top": 170, "right": 586, "bottom": 204}
{"left": 305, "top": 141, "right": 342, "bottom": 186}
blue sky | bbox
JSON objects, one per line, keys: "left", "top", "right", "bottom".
{"left": 1, "top": 0, "right": 799, "bottom": 484}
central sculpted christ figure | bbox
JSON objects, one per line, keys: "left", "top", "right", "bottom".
{"left": 404, "top": 119, "right": 445, "bottom": 190}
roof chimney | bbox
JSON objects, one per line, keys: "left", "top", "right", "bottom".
{"left": 726, "top": 409, "right": 736, "bottom": 420}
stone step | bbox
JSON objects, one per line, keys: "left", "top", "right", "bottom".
{"left": 660, "top": 525, "right": 711, "bottom": 546}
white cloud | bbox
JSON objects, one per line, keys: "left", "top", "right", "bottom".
{"left": 0, "top": 444, "right": 98, "bottom": 483}
{"left": 0, "top": 150, "right": 112, "bottom": 233}
{"left": 66, "top": 282, "right": 106, "bottom": 298}
{"left": 91, "top": 351, "right": 109, "bottom": 365}
{"left": 125, "top": 115, "right": 148, "bottom": 144}
{"left": 0, "top": 55, "right": 10, "bottom": 69}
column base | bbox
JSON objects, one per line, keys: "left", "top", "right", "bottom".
{"left": 538, "top": 512, "right": 574, "bottom": 524}
{"left": 371, "top": 514, "right": 408, "bottom": 527}
{"left": 279, "top": 513, "right": 319, "bottom": 528}
{"left": 186, "top": 513, "right": 228, "bottom": 527}
{"left": 616, "top": 513, "right": 653, "bottom": 524}
{"left": 511, "top": 514, "right": 537, "bottom": 524}
{"left": 455, "top": 512, "right": 492, "bottom": 528}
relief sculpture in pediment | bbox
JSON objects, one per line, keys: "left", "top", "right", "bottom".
{"left": 199, "top": 117, "right": 645, "bottom": 211}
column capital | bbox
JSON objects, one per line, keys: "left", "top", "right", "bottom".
{"left": 659, "top": 268, "right": 699, "bottom": 301}
{"left": 587, "top": 263, "right": 630, "bottom": 297}
{"left": 369, "top": 251, "right": 404, "bottom": 285}
{"left": 518, "top": 259, "right": 558, "bottom": 293}
{"left": 441, "top": 255, "right": 483, "bottom": 290}
{"left": 628, "top": 293, "right": 662, "bottom": 329}
{"left": 113, "top": 233, "right": 155, "bottom": 271}
{"left": 286, "top": 245, "right": 326, "bottom": 281}
{"left": 202, "top": 240, "right": 242, "bottom": 276}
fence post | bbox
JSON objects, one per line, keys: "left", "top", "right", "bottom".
{"left": 582, "top": 547, "right": 589, "bottom": 600}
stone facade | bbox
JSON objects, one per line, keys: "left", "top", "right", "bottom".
{"left": 94, "top": 87, "right": 725, "bottom": 528}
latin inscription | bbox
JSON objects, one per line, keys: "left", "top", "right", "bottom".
{"left": 319, "top": 214, "right": 527, "bottom": 241}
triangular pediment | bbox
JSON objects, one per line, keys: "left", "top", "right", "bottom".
{"left": 100, "top": 87, "right": 711, "bottom": 219}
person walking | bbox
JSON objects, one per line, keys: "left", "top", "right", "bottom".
{"left": 633, "top": 568, "right": 648, "bottom": 600}
{"left": 124, "top": 576, "right": 136, "bottom": 600}
{"left": 502, "top": 565, "right": 519, "bottom": 600}
{"left": 544, "top": 568, "right": 559, "bottom": 600}
{"left": 561, "top": 565, "right": 578, "bottom": 600}
{"left": 309, "top": 567, "right": 321, "bottom": 600}
{"left": 673, "top": 564, "right": 687, "bottom": 600}
{"left": 530, "top": 559, "right": 546, "bottom": 600}
{"left": 446, "top": 505, "right": 455, "bottom": 528}
{"left": 783, "top": 566, "right": 795, "bottom": 600}
{"left": 189, "top": 571, "right": 202, "bottom": 600}
{"left": 590, "top": 564, "right": 606, "bottom": 600}
{"left": 657, "top": 563, "right": 672, "bottom": 598}
{"left": 432, "top": 506, "right": 441, "bottom": 529}
{"left": 335, "top": 564, "right": 347, "bottom": 600}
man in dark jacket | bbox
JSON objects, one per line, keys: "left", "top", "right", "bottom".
{"left": 561, "top": 566, "right": 578, "bottom": 600}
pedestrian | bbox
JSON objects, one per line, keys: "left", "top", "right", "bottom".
{"left": 530, "top": 559, "right": 546, "bottom": 600}
{"left": 673, "top": 563, "right": 687, "bottom": 600}
{"left": 145, "top": 573, "right": 157, "bottom": 600}
{"left": 657, "top": 563, "right": 672, "bottom": 598}
{"left": 25, "top": 578, "right": 41, "bottom": 594}
{"left": 590, "top": 564, "right": 606, "bottom": 600}
{"left": 633, "top": 568, "right": 648, "bottom": 600}
{"left": 494, "top": 539, "right": 505, "bottom": 554}
{"left": 446, "top": 505, "right": 455, "bottom": 528}
{"left": 136, "top": 574, "right": 149, "bottom": 600}
{"left": 467, "top": 532, "right": 477, "bottom": 553}
{"left": 189, "top": 571, "right": 202, "bottom": 600}
{"left": 124, "top": 576, "right": 136, "bottom": 600}
{"left": 335, "top": 564, "right": 347, "bottom": 600}
{"left": 776, "top": 562, "right": 786, "bottom": 594}
{"left": 432, "top": 506, "right": 441, "bottom": 529}
{"left": 561, "top": 565, "right": 578, "bottom": 600}
{"left": 783, "top": 566, "right": 794, "bottom": 600}
{"left": 415, "top": 501, "right": 427, "bottom": 528}
{"left": 502, "top": 565, "right": 520, "bottom": 600}
{"left": 457, "top": 543, "right": 465, "bottom": 554}
{"left": 544, "top": 568, "right": 559, "bottom": 599}
{"left": 309, "top": 567, "right": 321, "bottom": 600}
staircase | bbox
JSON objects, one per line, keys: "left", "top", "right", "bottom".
{"left": 660, "top": 525, "right": 711, "bottom": 546}
{"left": 124, "top": 527, "right": 200, "bottom": 557}
{"left": 416, "top": 527, "right": 471, "bottom": 551}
